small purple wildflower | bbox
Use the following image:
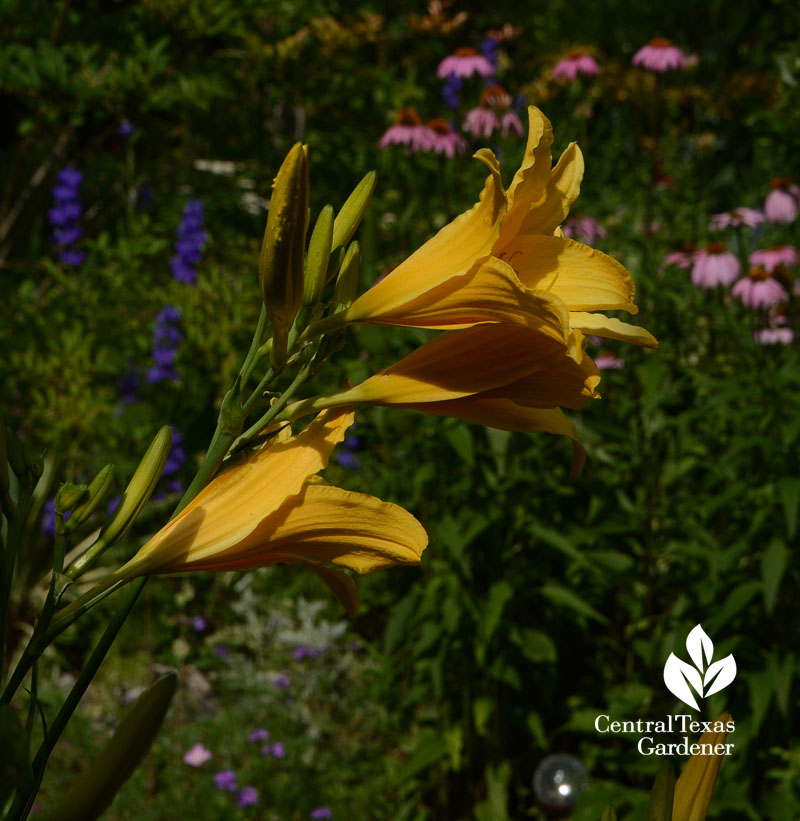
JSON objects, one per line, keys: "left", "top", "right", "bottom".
{"left": 191, "top": 616, "right": 207, "bottom": 632}
{"left": 183, "top": 743, "right": 212, "bottom": 767}
{"left": 311, "top": 807, "right": 333, "bottom": 819}
{"left": 248, "top": 728, "right": 270, "bottom": 742}
{"left": 116, "top": 119, "right": 135, "bottom": 138}
{"left": 214, "top": 770, "right": 237, "bottom": 791}
{"left": 273, "top": 672, "right": 291, "bottom": 690}
{"left": 50, "top": 166, "right": 84, "bottom": 265}
{"left": 293, "top": 645, "right": 325, "bottom": 661}
{"left": 334, "top": 451, "right": 362, "bottom": 472}
{"left": 261, "top": 742, "right": 285, "bottom": 759}
{"left": 214, "top": 644, "right": 231, "bottom": 658}
{"left": 237, "top": 787, "right": 259, "bottom": 808}
{"left": 171, "top": 199, "right": 206, "bottom": 284}
{"left": 116, "top": 370, "right": 141, "bottom": 404}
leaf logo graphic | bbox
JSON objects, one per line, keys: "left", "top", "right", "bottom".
{"left": 663, "top": 625, "right": 736, "bottom": 709}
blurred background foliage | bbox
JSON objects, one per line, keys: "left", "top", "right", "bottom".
{"left": 2, "top": 0, "right": 800, "bottom": 818}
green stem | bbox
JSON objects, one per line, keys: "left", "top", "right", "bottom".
{"left": 173, "top": 430, "right": 236, "bottom": 518}
{"left": 239, "top": 305, "right": 268, "bottom": 387}
{"left": 241, "top": 367, "right": 276, "bottom": 417}
{"left": 298, "top": 310, "right": 348, "bottom": 343}
{"left": 231, "top": 361, "right": 314, "bottom": 452}
{"left": 6, "top": 578, "right": 148, "bottom": 821}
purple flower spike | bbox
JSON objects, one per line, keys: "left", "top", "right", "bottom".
{"left": 191, "top": 615, "right": 207, "bottom": 632}
{"left": 214, "top": 769, "right": 237, "bottom": 791}
{"left": 248, "top": 728, "right": 269, "bottom": 742}
{"left": 50, "top": 165, "right": 84, "bottom": 265}
{"left": 171, "top": 199, "right": 206, "bottom": 284}
{"left": 237, "top": 787, "right": 259, "bottom": 808}
{"left": 273, "top": 672, "right": 291, "bottom": 690}
{"left": 311, "top": 807, "right": 333, "bottom": 819}
{"left": 261, "top": 741, "right": 285, "bottom": 759}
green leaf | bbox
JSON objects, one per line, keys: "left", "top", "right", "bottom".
{"left": 762, "top": 538, "right": 788, "bottom": 613}
{"left": 396, "top": 731, "right": 449, "bottom": 782}
{"left": 443, "top": 424, "right": 474, "bottom": 467}
{"left": 0, "top": 704, "right": 33, "bottom": 808}
{"left": 540, "top": 583, "right": 609, "bottom": 624}
{"left": 44, "top": 673, "right": 178, "bottom": 821}
{"left": 475, "top": 580, "right": 513, "bottom": 664}
{"left": 474, "top": 761, "right": 511, "bottom": 821}
{"left": 473, "top": 697, "right": 494, "bottom": 737}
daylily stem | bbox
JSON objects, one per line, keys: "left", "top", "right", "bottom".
{"left": 239, "top": 305, "right": 267, "bottom": 387}
{"left": 298, "top": 309, "right": 348, "bottom": 343}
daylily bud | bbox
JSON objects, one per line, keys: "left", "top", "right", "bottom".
{"left": 334, "top": 241, "right": 361, "bottom": 308}
{"left": 259, "top": 143, "right": 309, "bottom": 369}
{"left": 648, "top": 762, "right": 676, "bottom": 820}
{"left": 47, "top": 673, "right": 178, "bottom": 821}
{"left": 68, "top": 464, "right": 115, "bottom": 530}
{"left": 96, "top": 427, "right": 172, "bottom": 548}
{"left": 219, "top": 378, "right": 244, "bottom": 437}
{"left": 332, "top": 171, "right": 376, "bottom": 251}
{"left": 324, "top": 246, "right": 346, "bottom": 286}
{"left": 56, "top": 483, "right": 89, "bottom": 513}
{"left": 303, "top": 205, "right": 334, "bottom": 307}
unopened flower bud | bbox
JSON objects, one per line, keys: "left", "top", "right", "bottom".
{"left": 68, "top": 464, "right": 115, "bottom": 530}
{"left": 97, "top": 427, "right": 172, "bottom": 548}
{"left": 56, "top": 483, "right": 89, "bottom": 513}
{"left": 259, "top": 143, "right": 309, "bottom": 369}
{"left": 5, "top": 429, "right": 42, "bottom": 487}
{"left": 334, "top": 242, "right": 361, "bottom": 308}
{"left": 332, "top": 171, "right": 376, "bottom": 251}
{"left": 303, "top": 205, "right": 334, "bottom": 307}
{"left": 51, "top": 673, "right": 178, "bottom": 821}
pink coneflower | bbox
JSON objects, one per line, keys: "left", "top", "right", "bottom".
{"left": 378, "top": 108, "right": 433, "bottom": 152}
{"left": 437, "top": 47, "right": 495, "bottom": 79}
{"left": 562, "top": 216, "right": 608, "bottom": 245}
{"left": 426, "top": 118, "right": 467, "bottom": 157}
{"left": 664, "top": 243, "right": 697, "bottom": 269}
{"left": 595, "top": 352, "right": 625, "bottom": 370}
{"left": 749, "top": 246, "right": 798, "bottom": 273}
{"left": 764, "top": 177, "right": 800, "bottom": 224}
{"left": 463, "top": 85, "right": 522, "bottom": 139}
{"left": 691, "top": 242, "right": 740, "bottom": 288}
{"left": 755, "top": 327, "right": 794, "bottom": 345}
{"left": 552, "top": 50, "right": 600, "bottom": 82}
{"left": 463, "top": 106, "right": 499, "bottom": 138}
{"left": 732, "top": 266, "right": 789, "bottom": 308}
{"left": 708, "top": 208, "right": 764, "bottom": 231}
{"left": 632, "top": 38, "right": 688, "bottom": 72}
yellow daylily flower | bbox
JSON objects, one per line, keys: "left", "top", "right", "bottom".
{"left": 328, "top": 106, "right": 656, "bottom": 351}
{"left": 103, "top": 409, "right": 427, "bottom": 617}
{"left": 285, "top": 325, "right": 600, "bottom": 476}
{"left": 673, "top": 713, "right": 732, "bottom": 821}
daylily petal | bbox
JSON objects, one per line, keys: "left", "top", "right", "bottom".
{"left": 304, "top": 562, "right": 360, "bottom": 619}
{"left": 570, "top": 312, "right": 659, "bottom": 348}
{"left": 481, "top": 355, "right": 601, "bottom": 410}
{"left": 183, "top": 484, "right": 428, "bottom": 575}
{"left": 402, "top": 398, "right": 586, "bottom": 476}
{"left": 122, "top": 408, "right": 355, "bottom": 575}
{"left": 497, "top": 234, "right": 638, "bottom": 313}
{"left": 344, "top": 150, "right": 505, "bottom": 324}
{"left": 498, "top": 107, "right": 555, "bottom": 245}
{"left": 512, "top": 142, "right": 585, "bottom": 238}
{"left": 346, "top": 256, "right": 571, "bottom": 339}
{"left": 296, "top": 325, "right": 570, "bottom": 408}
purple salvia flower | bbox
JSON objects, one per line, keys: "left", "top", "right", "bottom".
{"left": 191, "top": 615, "right": 207, "bottom": 632}
{"left": 171, "top": 199, "right": 206, "bottom": 284}
{"left": 50, "top": 165, "right": 84, "bottom": 265}
{"left": 311, "top": 808, "right": 333, "bottom": 819}
{"left": 441, "top": 74, "right": 463, "bottom": 110}
{"left": 273, "top": 672, "right": 291, "bottom": 690}
{"left": 248, "top": 728, "right": 270, "bottom": 742}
